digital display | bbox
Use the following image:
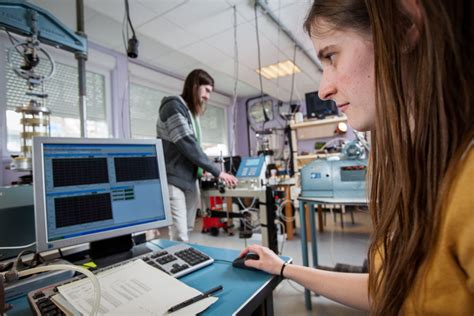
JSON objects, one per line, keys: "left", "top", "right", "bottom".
{"left": 245, "top": 158, "right": 260, "bottom": 167}
{"left": 42, "top": 144, "right": 166, "bottom": 242}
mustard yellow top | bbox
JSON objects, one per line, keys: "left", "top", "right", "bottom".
{"left": 402, "top": 146, "right": 474, "bottom": 314}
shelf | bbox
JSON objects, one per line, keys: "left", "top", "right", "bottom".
{"left": 290, "top": 116, "right": 347, "bottom": 140}
{"left": 296, "top": 153, "right": 339, "bottom": 161}
{"left": 290, "top": 116, "right": 347, "bottom": 129}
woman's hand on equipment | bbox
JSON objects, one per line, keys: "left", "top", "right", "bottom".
{"left": 219, "top": 172, "right": 238, "bottom": 186}
{"left": 239, "top": 244, "right": 284, "bottom": 275}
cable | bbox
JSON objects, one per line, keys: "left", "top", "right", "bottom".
{"left": 275, "top": 0, "right": 282, "bottom": 101}
{"left": 276, "top": 199, "right": 296, "bottom": 223}
{"left": 0, "top": 242, "right": 36, "bottom": 250}
{"left": 5, "top": 29, "right": 23, "bottom": 56}
{"left": 18, "top": 264, "right": 101, "bottom": 316}
{"left": 124, "top": 0, "right": 136, "bottom": 38}
{"left": 289, "top": 44, "right": 297, "bottom": 104}
{"left": 318, "top": 137, "right": 347, "bottom": 152}
{"left": 229, "top": 5, "right": 239, "bottom": 164}
{"left": 254, "top": 2, "right": 266, "bottom": 132}
{"left": 275, "top": 220, "right": 286, "bottom": 255}
{"left": 122, "top": 6, "right": 129, "bottom": 53}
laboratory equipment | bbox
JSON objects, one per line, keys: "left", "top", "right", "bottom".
{"left": 0, "top": 0, "right": 88, "bottom": 172}
{"left": 305, "top": 91, "right": 338, "bottom": 119}
{"left": 32, "top": 137, "right": 173, "bottom": 255}
{"left": 235, "top": 156, "right": 267, "bottom": 190}
{"left": 300, "top": 159, "right": 367, "bottom": 199}
{"left": 10, "top": 100, "right": 51, "bottom": 172}
{"left": 301, "top": 136, "right": 368, "bottom": 199}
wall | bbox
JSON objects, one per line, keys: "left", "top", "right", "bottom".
{"left": 234, "top": 94, "right": 356, "bottom": 159}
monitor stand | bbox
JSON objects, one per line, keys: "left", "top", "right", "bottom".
{"left": 89, "top": 234, "right": 134, "bottom": 259}
{"left": 89, "top": 234, "right": 152, "bottom": 267}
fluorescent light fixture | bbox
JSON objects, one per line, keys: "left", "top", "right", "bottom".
{"left": 256, "top": 60, "right": 301, "bottom": 79}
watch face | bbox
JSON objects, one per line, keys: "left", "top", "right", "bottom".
{"left": 249, "top": 99, "right": 273, "bottom": 123}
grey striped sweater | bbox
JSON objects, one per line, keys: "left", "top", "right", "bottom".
{"left": 156, "top": 96, "right": 220, "bottom": 192}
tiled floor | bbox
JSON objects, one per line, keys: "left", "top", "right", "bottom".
{"left": 160, "top": 209, "right": 372, "bottom": 316}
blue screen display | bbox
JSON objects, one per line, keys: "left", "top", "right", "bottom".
{"left": 245, "top": 158, "right": 261, "bottom": 167}
{"left": 42, "top": 144, "right": 166, "bottom": 242}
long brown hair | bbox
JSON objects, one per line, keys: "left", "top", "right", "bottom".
{"left": 181, "top": 69, "right": 214, "bottom": 116}
{"left": 305, "top": 0, "right": 474, "bottom": 314}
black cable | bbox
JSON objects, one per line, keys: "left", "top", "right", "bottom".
{"left": 254, "top": 2, "right": 267, "bottom": 133}
{"left": 124, "top": 0, "right": 137, "bottom": 38}
{"left": 289, "top": 44, "right": 297, "bottom": 109}
{"left": 5, "top": 30, "right": 23, "bottom": 56}
{"left": 229, "top": 5, "right": 239, "bottom": 173}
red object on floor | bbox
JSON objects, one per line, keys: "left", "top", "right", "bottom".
{"left": 202, "top": 197, "right": 228, "bottom": 236}
{"left": 209, "top": 196, "right": 223, "bottom": 210}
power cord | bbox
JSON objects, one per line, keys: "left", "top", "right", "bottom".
{"left": 275, "top": 220, "right": 286, "bottom": 255}
{"left": 275, "top": 199, "right": 296, "bottom": 223}
{"left": 0, "top": 241, "right": 36, "bottom": 250}
{"left": 254, "top": 1, "right": 268, "bottom": 133}
{"left": 228, "top": 5, "right": 239, "bottom": 163}
{"left": 124, "top": 0, "right": 139, "bottom": 58}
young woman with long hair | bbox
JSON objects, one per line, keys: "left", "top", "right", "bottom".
{"left": 239, "top": 1, "right": 473, "bottom": 314}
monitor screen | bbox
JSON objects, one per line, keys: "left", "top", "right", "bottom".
{"left": 236, "top": 156, "right": 265, "bottom": 178}
{"left": 305, "top": 91, "right": 338, "bottom": 119}
{"left": 33, "top": 137, "right": 172, "bottom": 253}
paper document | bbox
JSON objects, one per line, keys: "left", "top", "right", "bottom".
{"left": 58, "top": 259, "right": 218, "bottom": 315}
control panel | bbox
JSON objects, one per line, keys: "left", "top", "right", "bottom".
{"left": 235, "top": 156, "right": 266, "bottom": 190}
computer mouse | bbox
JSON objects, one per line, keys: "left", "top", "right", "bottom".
{"left": 232, "top": 253, "right": 260, "bottom": 271}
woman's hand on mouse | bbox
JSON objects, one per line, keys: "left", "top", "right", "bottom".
{"left": 239, "top": 244, "right": 284, "bottom": 275}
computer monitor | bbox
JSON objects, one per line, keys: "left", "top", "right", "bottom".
{"left": 32, "top": 137, "right": 173, "bottom": 253}
{"left": 305, "top": 91, "right": 338, "bottom": 119}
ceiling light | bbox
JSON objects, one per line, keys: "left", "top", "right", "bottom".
{"left": 256, "top": 60, "right": 301, "bottom": 80}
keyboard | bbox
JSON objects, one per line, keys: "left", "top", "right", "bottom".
{"left": 28, "top": 244, "right": 214, "bottom": 315}
{"left": 141, "top": 243, "right": 214, "bottom": 278}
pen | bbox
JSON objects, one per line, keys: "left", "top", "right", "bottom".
{"left": 167, "top": 285, "right": 223, "bottom": 314}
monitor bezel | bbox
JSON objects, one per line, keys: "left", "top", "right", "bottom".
{"left": 33, "top": 137, "right": 173, "bottom": 253}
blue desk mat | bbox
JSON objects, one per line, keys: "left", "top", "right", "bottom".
{"left": 6, "top": 240, "right": 286, "bottom": 316}
{"left": 150, "top": 239, "right": 278, "bottom": 315}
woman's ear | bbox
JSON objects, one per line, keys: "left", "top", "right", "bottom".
{"left": 401, "top": 0, "right": 423, "bottom": 52}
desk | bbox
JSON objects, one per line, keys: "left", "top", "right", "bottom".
{"left": 6, "top": 240, "right": 287, "bottom": 316}
{"left": 201, "top": 186, "right": 278, "bottom": 253}
{"left": 298, "top": 197, "right": 367, "bottom": 310}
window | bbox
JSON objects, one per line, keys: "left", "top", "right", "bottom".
{"left": 5, "top": 50, "right": 108, "bottom": 152}
{"left": 128, "top": 61, "right": 231, "bottom": 155}
{"left": 129, "top": 82, "right": 229, "bottom": 156}
{"left": 201, "top": 104, "right": 229, "bottom": 156}
{"left": 129, "top": 83, "right": 167, "bottom": 139}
